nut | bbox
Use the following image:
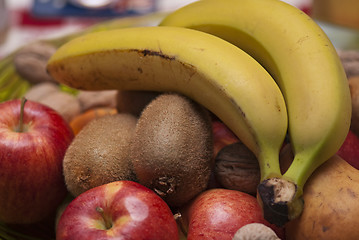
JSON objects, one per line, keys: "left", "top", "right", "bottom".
{"left": 77, "top": 90, "right": 118, "bottom": 112}
{"left": 214, "top": 142, "right": 260, "bottom": 195}
{"left": 38, "top": 91, "right": 81, "bottom": 122}
{"left": 232, "top": 223, "right": 280, "bottom": 240}
{"left": 13, "top": 42, "right": 57, "bottom": 84}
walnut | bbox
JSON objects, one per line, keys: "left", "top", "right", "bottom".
{"left": 39, "top": 91, "right": 82, "bottom": 122}
{"left": 214, "top": 142, "right": 260, "bottom": 195}
{"left": 77, "top": 90, "right": 118, "bottom": 112}
{"left": 13, "top": 42, "right": 57, "bottom": 84}
{"left": 25, "top": 82, "right": 81, "bottom": 122}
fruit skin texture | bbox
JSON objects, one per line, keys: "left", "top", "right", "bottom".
{"left": 0, "top": 99, "right": 74, "bottom": 224}
{"left": 56, "top": 181, "right": 179, "bottom": 240}
{"left": 285, "top": 155, "right": 359, "bottom": 240}
{"left": 63, "top": 113, "right": 137, "bottom": 197}
{"left": 160, "top": 0, "right": 351, "bottom": 224}
{"left": 130, "top": 93, "right": 213, "bottom": 208}
{"left": 181, "top": 188, "right": 284, "bottom": 240}
{"left": 47, "top": 26, "right": 288, "bottom": 187}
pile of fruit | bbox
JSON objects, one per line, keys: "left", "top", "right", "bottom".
{"left": 1, "top": 0, "right": 359, "bottom": 239}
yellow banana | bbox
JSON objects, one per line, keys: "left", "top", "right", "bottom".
{"left": 160, "top": 0, "right": 352, "bottom": 225}
{"left": 47, "top": 26, "right": 287, "bottom": 188}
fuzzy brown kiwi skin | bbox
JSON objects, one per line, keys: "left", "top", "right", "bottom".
{"left": 130, "top": 93, "right": 214, "bottom": 208}
{"left": 63, "top": 114, "right": 137, "bottom": 197}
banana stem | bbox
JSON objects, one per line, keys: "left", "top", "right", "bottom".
{"left": 257, "top": 177, "right": 303, "bottom": 227}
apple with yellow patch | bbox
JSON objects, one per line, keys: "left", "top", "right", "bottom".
{"left": 56, "top": 181, "right": 179, "bottom": 240}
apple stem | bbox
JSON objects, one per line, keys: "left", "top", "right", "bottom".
{"left": 174, "top": 211, "right": 188, "bottom": 237}
{"left": 16, "top": 97, "right": 27, "bottom": 133}
{"left": 96, "top": 207, "right": 112, "bottom": 230}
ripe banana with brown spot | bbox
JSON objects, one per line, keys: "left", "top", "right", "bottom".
{"left": 46, "top": 26, "right": 288, "bottom": 194}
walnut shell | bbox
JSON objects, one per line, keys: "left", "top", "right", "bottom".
{"left": 214, "top": 142, "right": 260, "bottom": 195}
{"left": 77, "top": 90, "right": 118, "bottom": 112}
{"left": 14, "top": 42, "right": 57, "bottom": 84}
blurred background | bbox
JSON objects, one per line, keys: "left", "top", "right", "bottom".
{"left": 1, "top": 0, "right": 359, "bottom": 58}
{"left": 0, "top": 0, "right": 198, "bottom": 57}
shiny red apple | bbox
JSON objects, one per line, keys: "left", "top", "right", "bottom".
{"left": 0, "top": 98, "right": 74, "bottom": 224}
{"left": 56, "top": 180, "right": 179, "bottom": 240}
{"left": 180, "top": 188, "right": 284, "bottom": 240}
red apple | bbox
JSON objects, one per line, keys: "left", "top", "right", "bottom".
{"left": 336, "top": 130, "right": 359, "bottom": 169}
{"left": 212, "top": 120, "right": 239, "bottom": 157}
{"left": 180, "top": 188, "right": 284, "bottom": 240}
{"left": 56, "top": 180, "right": 179, "bottom": 240}
{"left": 0, "top": 98, "right": 74, "bottom": 224}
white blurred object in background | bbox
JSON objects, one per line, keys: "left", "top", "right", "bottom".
{"left": 69, "top": 0, "right": 117, "bottom": 9}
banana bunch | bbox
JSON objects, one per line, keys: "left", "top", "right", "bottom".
{"left": 47, "top": 27, "right": 288, "bottom": 179}
{"left": 161, "top": 0, "right": 352, "bottom": 225}
{"left": 0, "top": 12, "right": 165, "bottom": 102}
{"left": 46, "top": 0, "right": 351, "bottom": 227}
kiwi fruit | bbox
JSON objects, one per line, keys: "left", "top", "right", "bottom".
{"left": 130, "top": 93, "right": 214, "bottom": 207}
{"left": 63, "top": 113, "right": 137, "bottom": 196}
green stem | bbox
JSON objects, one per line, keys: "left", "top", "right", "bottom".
{"left": 96, "top": 207, "right": 112, "bottom": 230}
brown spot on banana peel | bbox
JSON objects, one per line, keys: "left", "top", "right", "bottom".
{"left": 141, "top": 49, "right": 176, "bottom": 60}
{"left": 136, "top": 49, "right": 200, "bottom": 86}
{"left": 48, "top": 48, "right": 197, "bottom": 89}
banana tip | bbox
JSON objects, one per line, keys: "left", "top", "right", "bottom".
{"left": 257, "top": 178, "right": 302, "bottom": 227}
